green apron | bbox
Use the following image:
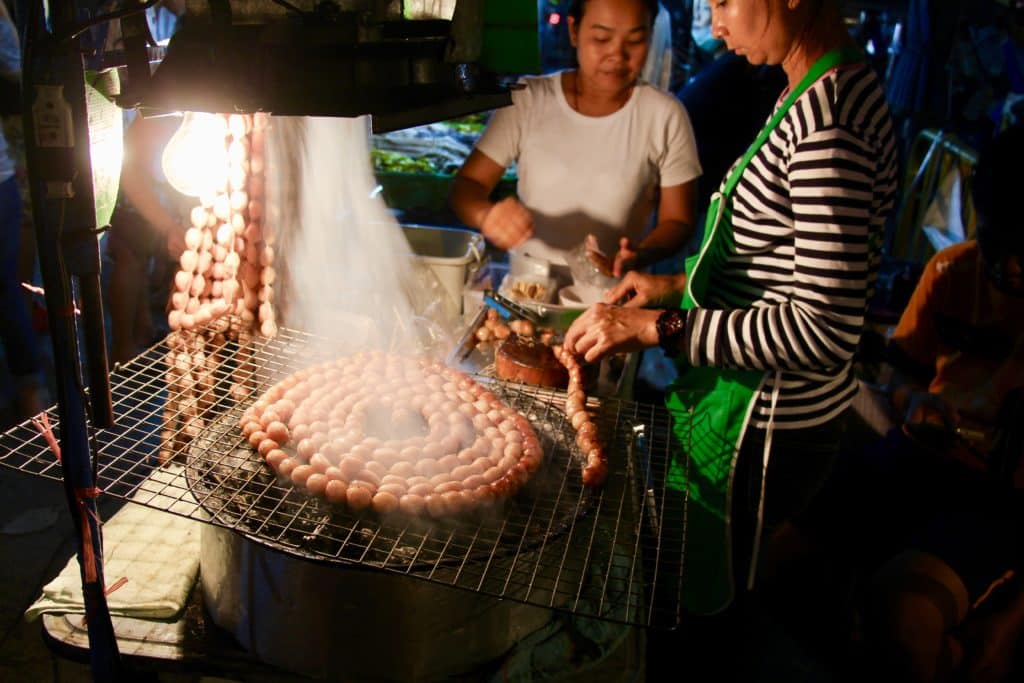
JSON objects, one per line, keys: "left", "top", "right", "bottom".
{"left": 666, "top": 48, "right": 864, "bottom": 615}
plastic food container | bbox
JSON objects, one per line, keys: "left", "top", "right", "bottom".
{"left": 501, "top": 275, "right": 557, "bottom": 304}
{"left": 502, "top": 251, "right": 556, "bottom": 304}
{"left": 402, "top": 224, "right": 485, "bottom": 314}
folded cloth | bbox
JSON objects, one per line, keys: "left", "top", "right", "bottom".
{"left": 25, "top": 464, "right": 201, "bottom": 622}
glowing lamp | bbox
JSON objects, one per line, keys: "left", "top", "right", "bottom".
{"left": 160, "top": 112, "right": 229, "bottom": 197}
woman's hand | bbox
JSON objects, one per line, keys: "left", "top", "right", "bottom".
{"left": 903, "top": 391, "right": 959, "bottom": 431}
{"left": 583, "top": 235, "right": 640, "bottom": 277}
{"left": 604, "top": 271, "right": 686, "bottom": 307}
{"left": 899, "top": 390, "right": 964, "bottom": 452}
{"left": 611, "top": 237, "right": 640, "bottom": 277}
{"left": 164, "top": 223, "right": 186, "bottom": 260}
{"left": 563, "top": 303, "right": 660, "bottom": 364}
{"left": 481, "top": 197, "right": 534, "bottom": 250}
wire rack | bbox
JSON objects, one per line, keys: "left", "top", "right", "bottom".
{"left": 0, "top": 323, "right": 689, "bottom": 629}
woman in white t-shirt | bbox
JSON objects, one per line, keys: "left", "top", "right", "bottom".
{"left": 449, "top": 0, "right": 701, "bottom": 276}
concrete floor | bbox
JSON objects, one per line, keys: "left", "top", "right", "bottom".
{"left": 0, "top": 364, "right": 144, "bottom": 681}
{"left": 0, "top": 462, "right": 94, "bottom": 683}
{"left": 0, "top": 274, "right": 94, "bottom": 681}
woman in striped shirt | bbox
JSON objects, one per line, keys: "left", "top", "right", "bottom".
{"left": 565, "top": 0, "right": 899, "bottom": 612}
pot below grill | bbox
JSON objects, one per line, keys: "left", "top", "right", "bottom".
{"left": 200, "top": 523, "right": 553, "bottom": 681}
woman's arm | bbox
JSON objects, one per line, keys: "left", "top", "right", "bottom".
{"left": 613, "top": 180, "right": 697, "bottom": 275}
{"left": 0, "top": 4, "right": 20, "bottom": 82}
{"left": 449, "top": 149, "right": 533, "bottom": 250}
{"left": 120, "top": 116, "right": 186, "bottom": 254}
{"left": 449, "top": 149, "right": 505, "bottom": 229}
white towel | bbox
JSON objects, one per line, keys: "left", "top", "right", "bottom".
{"left": 25, "top": 464, "right": 201, "bottom": 622}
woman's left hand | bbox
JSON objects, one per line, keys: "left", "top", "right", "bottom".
{"left": 611, "top": 237, "right": 640, "bottom": 277}
{"left": 584, "top": 237, "right": 642, "bottom": 277}
{"left": 563, "top": 303, "right": 661, "bottom": 364}
{"left": 603, "top": 270, "right": 685, "bottom": 307}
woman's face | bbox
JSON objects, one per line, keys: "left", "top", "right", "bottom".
{"left": 569, "top": 0, "right": 652, "bottom": 94}
{"left": 709, "top": 0, "right": 791, "bottom": 66}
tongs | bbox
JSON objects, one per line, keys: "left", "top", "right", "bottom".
{"left": 483, "top": 288, "right": 542, "bottom": 324}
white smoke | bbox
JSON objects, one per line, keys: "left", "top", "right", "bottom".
{"left": 265, "top": 116, "right": 457, "bottom": 356}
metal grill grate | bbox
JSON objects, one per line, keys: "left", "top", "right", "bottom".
{"left": 0, "top": 324, "right": 689, "bottom": 629}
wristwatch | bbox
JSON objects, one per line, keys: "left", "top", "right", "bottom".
{"left": 656, "top": 309, "right": 686, "bottom": 358}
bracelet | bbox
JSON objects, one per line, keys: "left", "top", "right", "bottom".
{"left": 656, "top": 309, "right": 686, "bottom": 358}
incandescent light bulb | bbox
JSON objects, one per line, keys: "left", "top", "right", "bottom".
{"left": 160, "top": 112, "right": 229, "bottom": 198}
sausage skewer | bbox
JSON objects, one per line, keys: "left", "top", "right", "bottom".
{"left": 553, "top": 345, "right": 608, "bottom": 488}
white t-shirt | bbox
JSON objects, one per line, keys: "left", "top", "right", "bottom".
{"left": 474, "top": 72, "right": 701, "bottom": 265}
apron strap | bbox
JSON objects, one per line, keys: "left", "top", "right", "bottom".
{"left": 719, "top": 46, "right": 864, "bottom": 201}
{"left": 684, "top": 47, "right": 864, "bottom": 311}
{"left": 747, "top": 370, "right": 783, "bottom": 590}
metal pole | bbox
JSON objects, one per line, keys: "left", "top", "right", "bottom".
{"left": 20, "top": 0, "right": 121, "bottom": 678}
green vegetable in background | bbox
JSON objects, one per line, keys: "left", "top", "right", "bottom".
{"left": 372, "top": 149, "right": 438, "bottom": 174}
{"left": 442, "top": 113, "right": 488, "bottom": 135}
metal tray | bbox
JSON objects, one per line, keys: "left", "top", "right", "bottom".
{"left": 0, "top": 321, "right": 687, "bottom": 628}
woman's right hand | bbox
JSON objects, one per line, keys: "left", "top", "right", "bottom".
{"left": 903, "top": 391, "right": 959, "bottom": 431}
{"left": 604, "top": 271, "right": 686, "bottom": 307}
{"left": 564, "top": 303, "right": 660, "bottom": 364}
{"left": 480, "top": 197, "right": 534, "bottom": 250}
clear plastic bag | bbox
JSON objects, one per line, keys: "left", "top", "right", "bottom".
{"left": 565, "top": 236, "right": 619, "bottom": 304}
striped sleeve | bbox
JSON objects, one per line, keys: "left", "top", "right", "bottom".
{"left": 683, "top": 125, "right": 878, "bottom": 372}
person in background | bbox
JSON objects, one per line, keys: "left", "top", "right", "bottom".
{"left": 104, "top": 1, "right": 186, "bottom": 364}
{"left": 0, "top": 1, "right": 45, "bottom": 419}
{"left": 851, "top": 123, "right": 1024, "bottom": 683}
{"left": 106, "top": 114, "right": 190, "bottom": 364}
{"left": 449, "top": 0, "right": 701, "bottom": 278}
{"left": 564, "top": 0, "right": 899, "bottom": 615}
{"left": 676, "top": 50, "right": 784, "bottom": 220}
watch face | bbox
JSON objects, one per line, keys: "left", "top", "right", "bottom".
{"left": 656, "top": 309, "right": 685, "bottom": 357}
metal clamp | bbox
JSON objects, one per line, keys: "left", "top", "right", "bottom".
{"left": 482, "top": 289, "right": 541, "bottom": 324}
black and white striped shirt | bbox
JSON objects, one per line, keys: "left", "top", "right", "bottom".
{"left": 682, "top": 63, "right": 898, "bottom": 430}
